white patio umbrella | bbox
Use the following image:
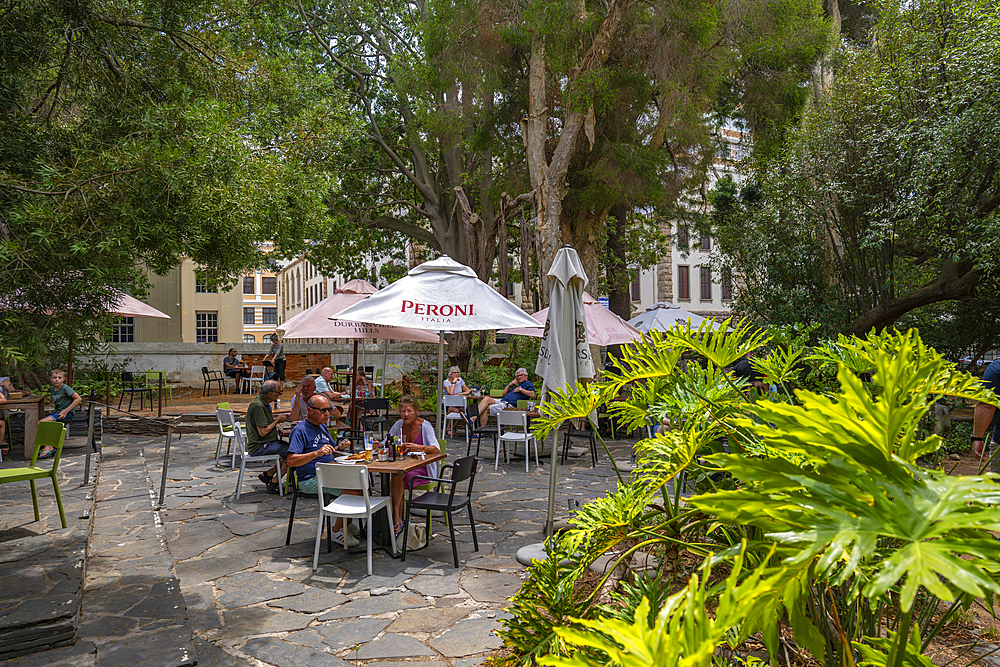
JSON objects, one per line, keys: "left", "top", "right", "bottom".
{"left": 498, "top": 291, "right": 641, "bottom": 346}
{"left": 330, "top": 256, "right": 543, "bottom": 434}
{"left": 535, "top": 247, "right": 595, "bottom": 536}
{"left": 627, "top": 301, "right": 719, "bottom": 333}
{"left": 278, "top": 279, "right": 441, "bottom": 435}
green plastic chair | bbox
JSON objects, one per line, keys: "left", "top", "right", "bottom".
{"left": 144, "top": 371, "right": 174, "bottom": 407}
{"left": 516, "top": 399, "right": 528, "bottom": 411}
{"left": 0, "top": 421, "right": 67, "bottom": 528}
{"left": 490, "top": 389, "right": 504, "bottom": 398}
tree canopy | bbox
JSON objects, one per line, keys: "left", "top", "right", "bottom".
{"left": 0, "top": 0, "right": 339, "bottom": 376}
{"left": 714, "top": 0, "right": 1000, "bottom": 346}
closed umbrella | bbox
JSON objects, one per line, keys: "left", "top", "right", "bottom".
{"left": 330, "top": 256, "right": 543, "bottom": 434}
{"left": 535, "top": 247, "right": 594, "bottom": 536}
{"left": 627, "top": 301, "right": 719, "bottom": 333}
{"left": 498, "top": 291, "right": 641, "bottom": 346}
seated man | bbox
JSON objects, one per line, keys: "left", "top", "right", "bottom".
{"left": 223, "top": 348, "right": 249, "bottom": 389}
{"left": 733, "top": 349, "right": 768, "bottom": 395}
{"left": 289, "top": 376, "right": 317, "bottom": 422}
{"left": 313, "top": 367, "right": 347, "bottom": 426}
{"left": 478, "top": 367, "right": 535, "bottom": 424}
{"left": 246, "top": 380, "right": 289, "bottom": 493}
{"left": 286, "top": 395, "right": 359, "bottom": 547}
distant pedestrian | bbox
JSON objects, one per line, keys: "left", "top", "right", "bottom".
{"left": 263, "top": 333, "right": 286, "bottom": 383}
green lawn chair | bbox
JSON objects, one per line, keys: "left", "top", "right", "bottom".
{"left": 144, "top": 371, "right": 174, "bottom": 407}
{"left": 0, "top": 421, "right": 67, "bottom": 528}
{"left": 490, "top": 389, "right": 504, "bottom": 398}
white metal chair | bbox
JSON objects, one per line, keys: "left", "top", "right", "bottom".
{"left": 312, "top": 462, "right": 394, "bottom": 575}
{"left": 214, "top": 405, "right": 245, "bottom": 467}
{"left": 442, "top": 395, "right": 467, "bottom": 438}
{"left": 223, "top": 369, "right": 240, "bottom": 395}
{"left": 242, "top": 365, "right": 266, "bottom": 394}
{"left": 497, "top": 410, "right": 540, "bottom": 472}
{"left": 222, "top": 408, "right": 283, "bottom": 499}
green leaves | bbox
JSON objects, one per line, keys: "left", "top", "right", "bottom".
{"left": 692, "top": 330, "right": 1000, "bottom": 612}
{"left": 538, "top": 549, "right": 783, "bottom": 667}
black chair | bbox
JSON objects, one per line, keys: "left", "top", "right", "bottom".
{"left": 462, "top": 403, "right": 497, "bottom": 458}
{"left": 334, "top": 364, "right": 349, "bottom": 391}
{"left": 402, "top": 456, "right": 479, "bottom": 568}
{"left": 285, "top": 471, "right": 338, "bottom": 554}
{"left": 362, "top": 365, "right": 375, "bottom": 381}
{"left": 361, "top": 398, "right": 390, "bottom": 437}
{"left": 201, "top": 366, "right": 225, "bottom": 397}
{"left": 561, "top": 421, "right": 598, "bottom": 467}
{"left": 118, "top": 371, "right": 153, "bottom": 412}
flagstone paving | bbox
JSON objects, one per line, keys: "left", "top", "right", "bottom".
{"left": 2, "top": 428, "right": 636, "bottom": 666}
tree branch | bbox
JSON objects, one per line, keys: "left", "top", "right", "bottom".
{"left": 841, "top": 260, "right": 981, "bottom": 335}
{"left": 366, "top": 215, "right": 439, "bottom": 248}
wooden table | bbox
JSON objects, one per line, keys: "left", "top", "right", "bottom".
{"left": 339, "top": 450, "right": 446, "bottom": 556}
{"left": 5, "top": 394, "right": 46, "bottom": 459}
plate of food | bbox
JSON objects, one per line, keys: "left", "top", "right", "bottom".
{"left": 335, "top": 452, "right": 367, "bottom": 464}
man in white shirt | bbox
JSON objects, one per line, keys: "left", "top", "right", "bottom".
{"left": 313, "top": 367, "right": 347, "bottom": 426}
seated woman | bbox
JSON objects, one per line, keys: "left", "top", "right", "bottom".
{"left": 345, "top": 371, "right": 370, "bottom": 397}
{"left": 442, "top": 366, "right": 470, "bottom": 436}
{"left": 388, "top": 395, "right": 440, "bottom": 538}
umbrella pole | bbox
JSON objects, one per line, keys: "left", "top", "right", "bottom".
{"left": 545, "top": 395, "right": 560, "bottom": 537}
{"left": 351, "top": 339, "right": 359, "bottom": 448}
{"left": 380, "top": 339, "right": 388, "bottom": 398}
{"left": 67, "top": 338, "right": 74, "bottom": 385}
{"left": 436, "top": 332, "right": 444, "bottom": 439}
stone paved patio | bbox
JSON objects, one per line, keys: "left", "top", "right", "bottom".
{"left": 1, "top": 425, "right": 636, "bottom": 667}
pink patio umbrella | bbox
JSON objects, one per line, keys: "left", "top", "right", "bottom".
{"left": 69, "top": 291, "right": 171, "bottom": 384}
{"left": 498, "top": 291, "right": 641, "bottom": 346}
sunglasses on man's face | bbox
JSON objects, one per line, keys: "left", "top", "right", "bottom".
{"left": 309, "top": 406, "right": 333, "bottom": 413}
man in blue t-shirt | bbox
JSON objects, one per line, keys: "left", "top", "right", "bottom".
{"left": 286, "top": 395, "right": 359, "bottom": 546}
{"left": 973, "top": 358, "right": 1000, "bottom": 474}
{"left": 477, "top": 367, "right": 535, "bottom": 424}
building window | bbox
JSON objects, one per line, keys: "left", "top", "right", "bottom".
{"left": 195, "top": 272, "right": 217, "bottom": 293}
{"left": 112, "top": 317, "right": 134, "bottom": 343}
{"left": 195, "top": 311, "right": 219, "bottom": 343}
{"left": 722, "top": 268, "right": 733, "bottom": 301}
{"left": 678, "top": 265, "right": 690, "bottom": 300}
{"left": 699, "top": 232, "right": 711, "bottom": 251}
{"left": 244, "top": 334, "right": 256, "bottom": 343}
{"left": 243, "top": 307, "right": 255, "bottom": 325}
{"left": 262, "top": 307, "right": 277, "bottom": 325}
{"left": 262, "top": 276, "right": 276, "bottom": 294}
{"left": 700, "top": 267, "right": 712, "bottom": 300}
{"left": 243, "top": 276, "right": 255, "bottom": 294}
{"left": 677, "top": 224, "right": 689, "bottom": 250}
{"left": 629, "top": 270, "right": 641, "bottom": 301}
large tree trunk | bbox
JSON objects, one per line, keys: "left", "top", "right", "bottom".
{"left": 523, "top": 0, "right": 633, "bottom": 303}
{"left": 606, "top": 204, "right": 632, "bottom": 321}
{"left": 841, "top": 260, "right": 980, "bottom": 335}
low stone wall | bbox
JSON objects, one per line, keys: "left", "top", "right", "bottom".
{"left": 77, "top": 341, "right": 441, "bottom": 387}
{"left": 7, "top": 409, "right": 102, "bottom": 445}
